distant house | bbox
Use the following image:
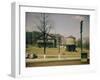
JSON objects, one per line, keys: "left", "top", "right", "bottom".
{"left": 65, "top": 35, "right": 76, "bottom": 51}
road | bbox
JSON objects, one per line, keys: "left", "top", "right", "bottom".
{"left": 26, "top": 59, "right": 89, "bottom": 67}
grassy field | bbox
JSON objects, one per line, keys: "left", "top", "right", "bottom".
{"left": 26, "top": 45, "right": 89, "bottom": 59}
{"left": 26, "top": 46, "right": 89, "bottom": 67}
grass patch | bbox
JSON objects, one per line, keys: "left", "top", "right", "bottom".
{"left": 26, "top": 46, "right": 89, "bottom": 58}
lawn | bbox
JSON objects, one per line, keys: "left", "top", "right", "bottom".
{"left": 26, "top": 46, "right": 89, "bottom": 59}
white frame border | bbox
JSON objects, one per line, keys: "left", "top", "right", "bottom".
{"left": 11, "top": 2, "right": 97, "bottom": 78}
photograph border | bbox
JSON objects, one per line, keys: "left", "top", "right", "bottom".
{"left": 11, "top": 2, "right": 96, "bottom": 78}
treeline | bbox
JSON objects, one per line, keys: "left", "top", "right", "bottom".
{"left": 26, "top": 31, "right": 42, "bottom": 46}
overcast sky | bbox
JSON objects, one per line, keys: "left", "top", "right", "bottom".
{"left": 26, "top": 12, "right": 89, "bottom": 39}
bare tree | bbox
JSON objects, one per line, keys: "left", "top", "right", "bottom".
{"left": 36, "top": 13, "right": 52, "bottom": 54}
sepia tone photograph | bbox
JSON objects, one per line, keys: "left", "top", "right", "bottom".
{"left": 25, "top": 12, "right": 90, "bottom": 67}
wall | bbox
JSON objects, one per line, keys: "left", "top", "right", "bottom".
{"left": 0, "top": 0, "right": 100, "bottom": 80}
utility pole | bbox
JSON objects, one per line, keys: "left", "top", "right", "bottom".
{"left": 80, "top": 20, "right": 83, "bottom": 54}
{"left": 80, "top": 20, "right": 88, "bottom": 62}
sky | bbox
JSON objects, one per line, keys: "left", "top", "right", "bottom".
{"left": 26, "top": 12, "right": 89, "bottom": 40}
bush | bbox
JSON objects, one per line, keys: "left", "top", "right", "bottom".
{"left": 26, "top": 53, "right": 38, "bottom": 59}
{"left": 33, "top": 53, "right": 38, "bottom": 59}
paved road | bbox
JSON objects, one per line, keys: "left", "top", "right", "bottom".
{"left": 26, "top": 59, "right": 89, "bottom": 67}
